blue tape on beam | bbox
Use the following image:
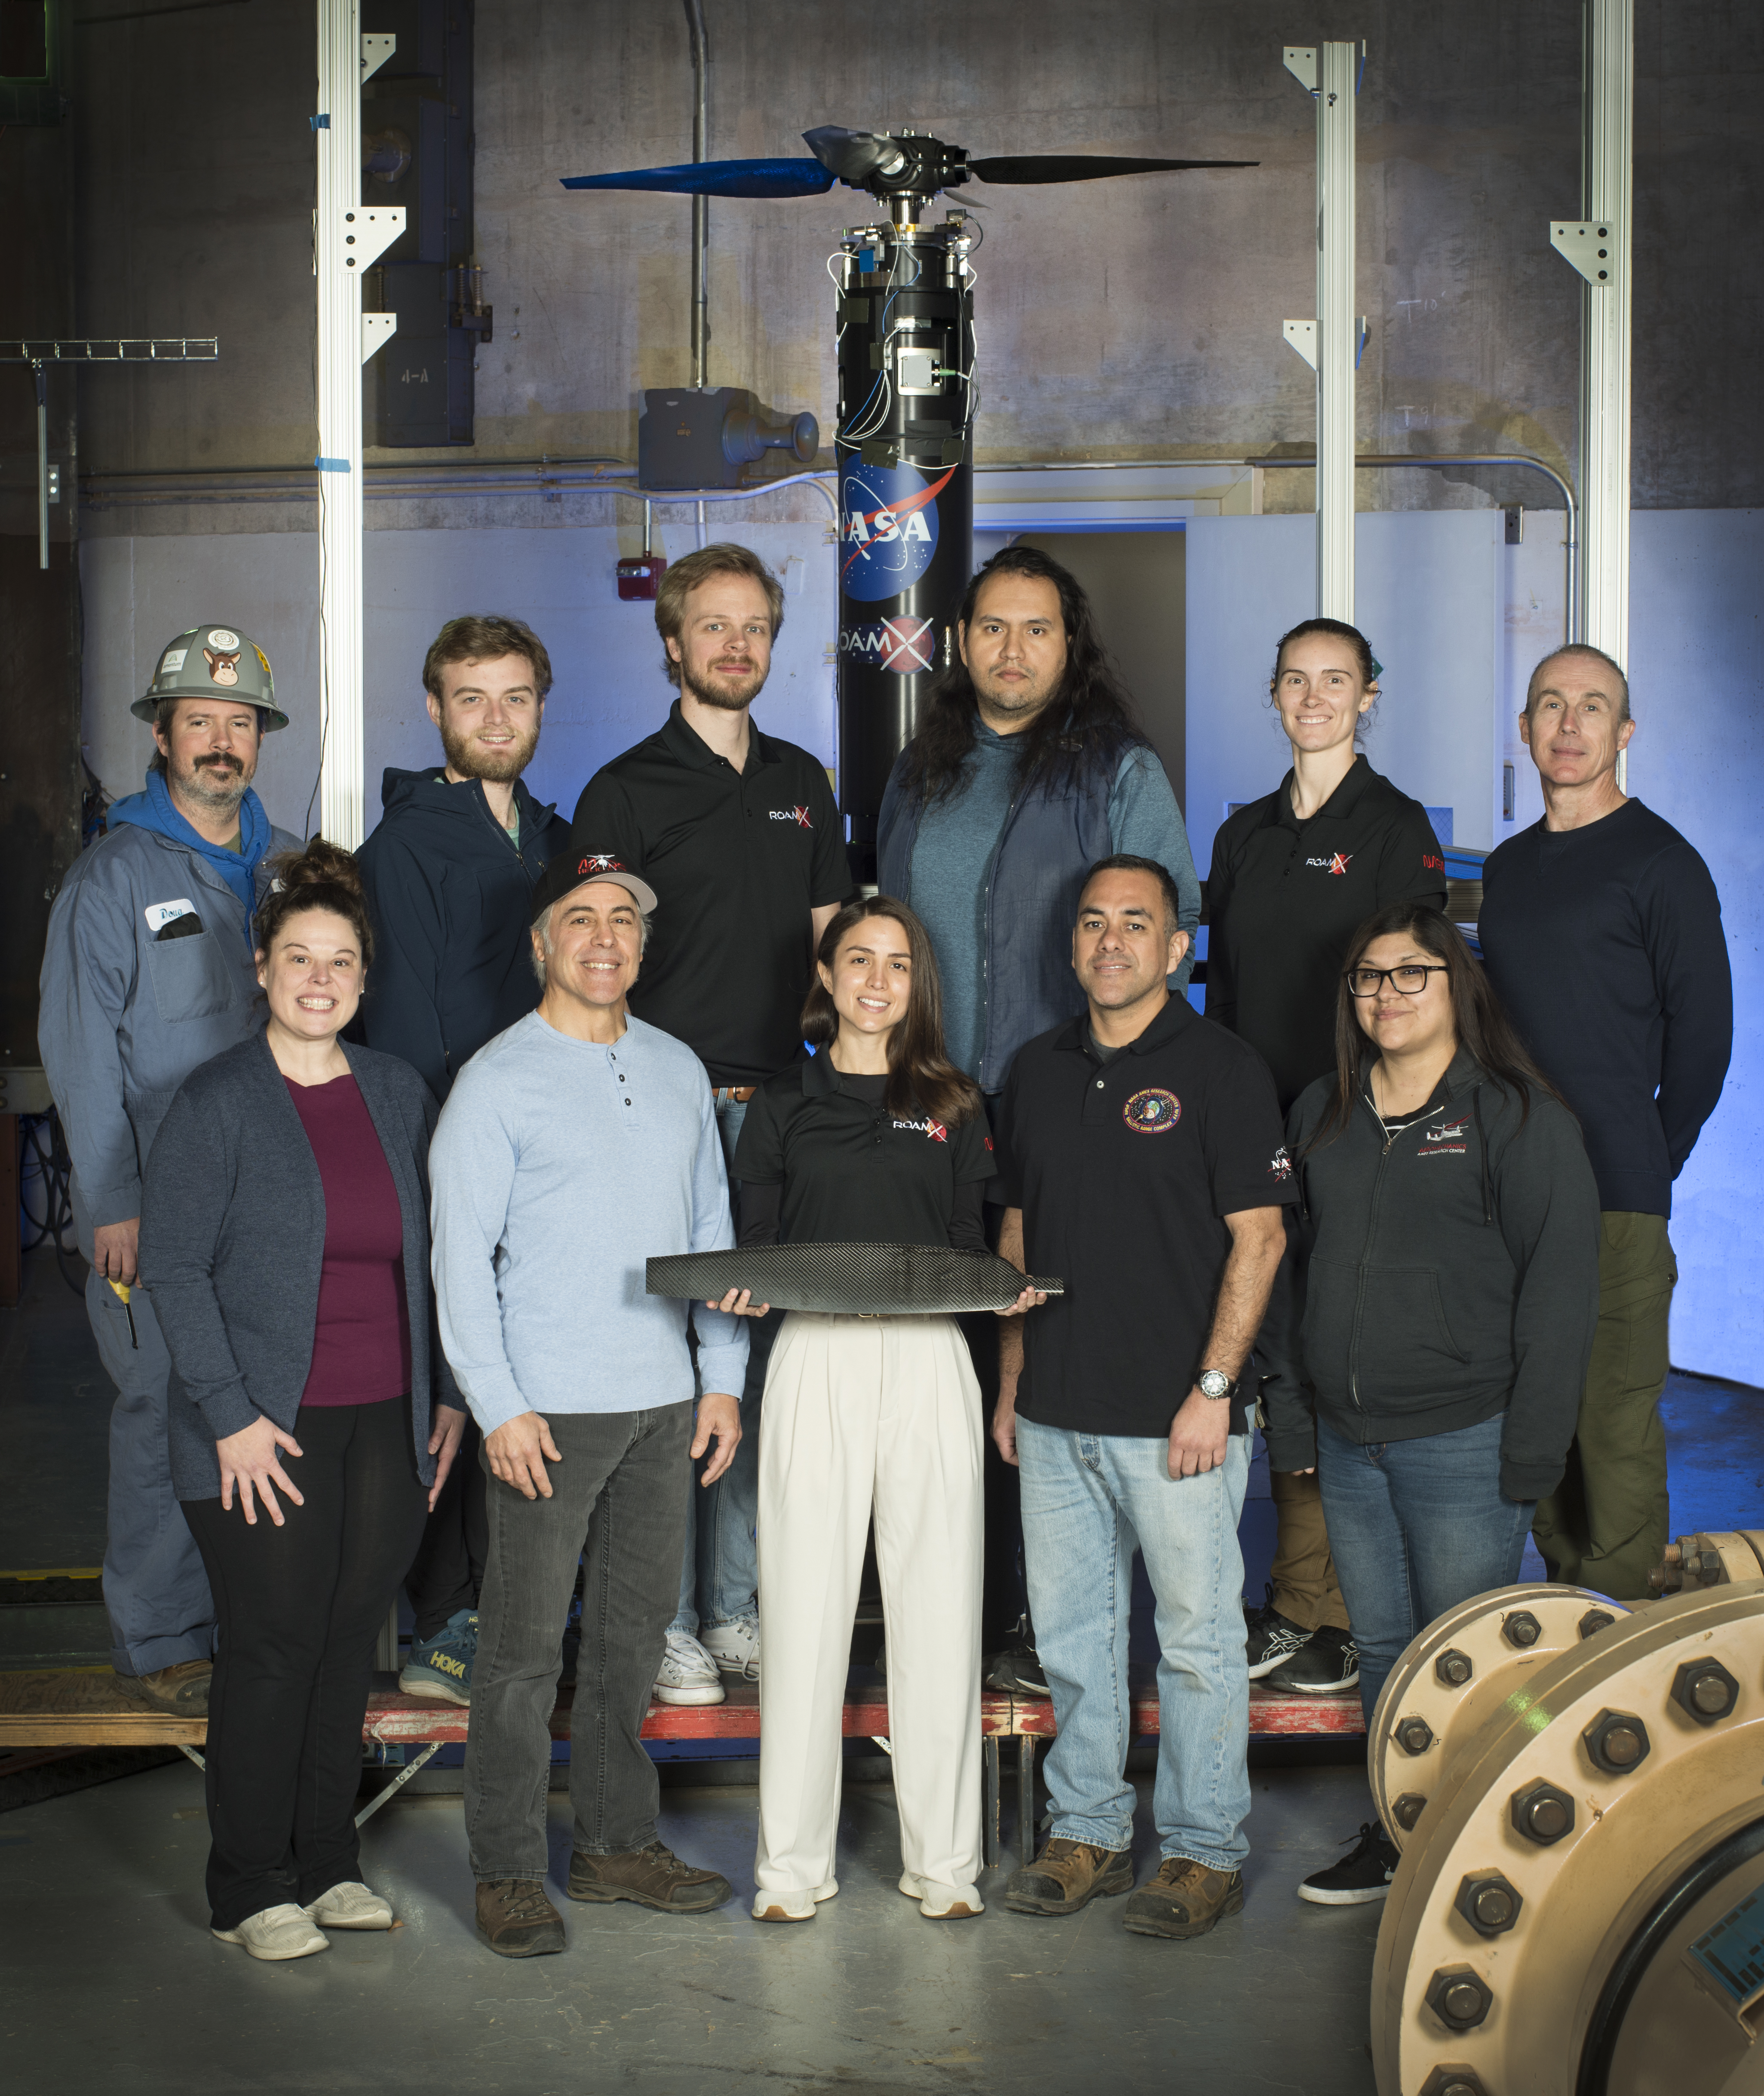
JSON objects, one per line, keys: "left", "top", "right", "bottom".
{"left": 311, "top": 114, "right": 330, "bottom": 129}
{"left": 314, "top": 457, "right": 350, "bottom": 472}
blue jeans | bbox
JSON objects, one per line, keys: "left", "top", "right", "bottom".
{"left": 672, "top": 1092, "right": 777, "bottom": 1637}
{"left": 1315, "top": 1413, "right": 1535, "bottom": 1727}
{"left": 1018, "top": 1417, "right": 1251, "bottom": 1872}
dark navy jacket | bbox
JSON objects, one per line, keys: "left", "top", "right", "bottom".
{"left": 353, "top": 767, "right": 570, "bottom": 1101}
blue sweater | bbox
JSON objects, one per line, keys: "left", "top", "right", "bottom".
{"left": 429, "top": 1010, "right": 748, "bottom": 1432}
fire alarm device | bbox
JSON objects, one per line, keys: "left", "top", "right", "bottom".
{"left": 617, "top": 554, "right": 667, "bottom": 602}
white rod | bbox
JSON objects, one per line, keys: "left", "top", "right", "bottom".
{"left": 1580, "top": 0, "right": 1632, "bottom": 683}
{"left": 35, "top": 363, "right": 49, "bottom": 570}
{"left": 1316, "top": 41, "right": 1360, "bottom": 624}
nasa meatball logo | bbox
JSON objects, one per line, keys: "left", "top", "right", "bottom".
{"left": 839, "top": 459, "right": 957, "bottom": 602}
{"left": 840, "top": 614, "right": 936, "bottom": 673}
{"left": 1122, "top": 1088, "right": 1181, "bottom": 1134}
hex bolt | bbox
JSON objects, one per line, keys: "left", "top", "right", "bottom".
{"left": 1393, "top": 1792, "right": 1428, "bottom": 1832}
{"left": 1502, "top": 1610, "right": 1543, "bottom": 1648}
{"left": 1510, "top": 1778, "right": 1575, "bottom": 1845}
{"left": 1583, "top": 1708, "right": 1651, "bottom": 1775}
{"left": 1396, "top": 1715, "right": 1436, "bottom": 1756}
{"left": 1454, "top": 1869, "right": 1524, "bottom": 1938}
{"left": 1425, "top": 1964, "right": 1495, "bottom": 2031}
{"left": 1418, "top": 2072, "right": 1489, "bottom": 2096}
{"left": 1578, "top": 1607, "right": 1617, "bottom": 1639}
{"left": 1672, "top": 1658, "right": 1740, "bottom": 1726}
{"left": 1435, "top": 1647, "right": 1474, "bottom": 1688}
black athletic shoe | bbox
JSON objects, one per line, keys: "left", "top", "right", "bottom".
{"left": 985, "top": 1614, "right": 1049, "bottom": 1697}
{"left": 1243, "top": 1585, "right": 1314, "bottom": 1680}
{"left": 1298, "top": 1822, "right": 1399, "bottom": 1905}
{"left": 1264, "top": 1624, "right": 1360, "bottom": 1695}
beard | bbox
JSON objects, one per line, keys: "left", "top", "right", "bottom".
{"left": 971, "top": 664, "right": 1061, "bottom": 723}
{"left": 172, "top": 750, "right": 251, "bottom": 816}
{"left": 681, "top": 657, "right": 768, "bottom": 713}
{"left": 439, "top": 716, "right": 541, "bottom": 783}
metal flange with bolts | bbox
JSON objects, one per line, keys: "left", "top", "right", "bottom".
{"left": 1369, "top": 1582, "right": 1630, "bottom": 1850}
{"left": 1371, "top": 1578, "right": 1764, "bottom": 2096}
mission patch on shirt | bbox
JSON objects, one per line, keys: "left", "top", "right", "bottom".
{"left": 571, "top": 702, "right": 850, "bottom": 1086}
{"left": 993, "top": 995, "right": 1295, "bottom": 1438}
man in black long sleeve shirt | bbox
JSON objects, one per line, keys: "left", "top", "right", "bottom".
{"left": 1479, "top": 645, "right": 1732, "bottom": 1597}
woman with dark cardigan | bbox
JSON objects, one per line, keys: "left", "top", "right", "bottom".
{"left": 140, "top": 837, "right": 466, "bottom": 1961}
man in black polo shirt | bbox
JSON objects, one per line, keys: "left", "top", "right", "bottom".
{"left": 571, "top": 542, "right": 850, "bottom": 1704}
{"left": 993, "top": 854, "right": 1293, "bottom": 1940}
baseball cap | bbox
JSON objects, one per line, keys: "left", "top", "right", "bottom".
{"left": 531, "top": 850, "right": 660, "bottom": 923}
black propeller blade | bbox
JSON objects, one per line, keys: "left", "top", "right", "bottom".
{"left": 969, "top": 153, "right": 1258, "bottom": 183}
{"left": 560, "top": 157, "right": 834, "bottom": 199}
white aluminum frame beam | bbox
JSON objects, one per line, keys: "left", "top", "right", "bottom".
{"left": 314, "top": 4, "right": 402, "bottom": 848}
{"left": 1285, "top": 41, "right": 1363, "bottom": 624}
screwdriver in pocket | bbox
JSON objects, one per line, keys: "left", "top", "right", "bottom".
{"left": 108, "top": 1278, "right": 140, "bottom": 1350}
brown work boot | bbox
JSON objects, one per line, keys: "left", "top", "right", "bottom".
{"left": 114, "top": 1660, "right": 212, "bottom": 1715}
{"left": 475, "top": 1878, "right": 566, "bottom": 1958}
{"left": 1124, "top": 1857, "right": 1246, "bottom": 1939}
{"left": 568, "top": 1840, "right": 733, "bottom": 1913}
{"left": 1003, "top": 1836, "right": 1134, "bottom": 1917}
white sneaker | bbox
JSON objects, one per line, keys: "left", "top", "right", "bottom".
{"left": 899, "top": 1871, "right": 985, "bottom": 1919}
{"left": 212, "top": 1903, "right": 331, "bottom": 1961}
{"left": 701, "top": 1616, "right": 760, "bottom": 1681}
{"left": 653, "top": 1629, "right": 727, "bottom": 1706}
{"left": 751, "top": 1879, "right": 838, "bottom": 1923}
{"left": 303, "top": 1880, "right": 394, "bottom": 1930}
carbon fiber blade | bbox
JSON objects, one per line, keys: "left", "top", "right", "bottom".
{"left": 560, "top": 157, "right": 834, "bottom": 199}
{"left": 968, "top": 154, "right": 1258, "bottom": 184}
{"left": 647, "top": 1244, "right": 1064, "bottom": 1316}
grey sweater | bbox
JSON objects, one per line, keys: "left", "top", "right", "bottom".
{"left": 139, "top": 1032, "right": 458, "bottom": 1500}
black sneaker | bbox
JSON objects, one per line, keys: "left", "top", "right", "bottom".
{"left": 985, "top": 1614, "right": 1049, "bottom": 1697}
{"left": 1243, "top": 1585, "right": 1314, "bottom": 1680}
{"left": 1264, "top": 1624, "right": 1359, "bottom": 1695}
{"left": 1298, "top": 1822, "right": 1398, "bottom": 1905}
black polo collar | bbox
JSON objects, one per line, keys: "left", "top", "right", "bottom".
{"left": 1261, "top": 753, "right": 1376, "bottom": 833}
{"left": 802, "top": 1051, "right": 843, "bottom": 1098}
{"left": 658, "top": 697, "right": 782, "bottom": 778}
{"left": 1052, "top": 990, "right": 1197, "bottom": 1061}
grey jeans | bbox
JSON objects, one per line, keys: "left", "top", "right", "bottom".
{"left": 464, "top": 1404, "right": 692, "bottom": 1883}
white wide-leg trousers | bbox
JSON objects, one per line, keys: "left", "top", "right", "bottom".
{"left": 754, "top": 1312, "right": 985, "bottom": 1896}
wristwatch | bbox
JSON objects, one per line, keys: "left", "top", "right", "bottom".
{"left": 1196, "top": 1370, "right": 1236, "bottom": 1401}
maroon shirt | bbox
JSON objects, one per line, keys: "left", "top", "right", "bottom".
{"left": 284, "top": 1072, "right": 411, "bottom": 1406}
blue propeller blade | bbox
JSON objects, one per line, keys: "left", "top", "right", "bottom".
{"left": 561, "top": 157, "right": 834, "bottom": 200}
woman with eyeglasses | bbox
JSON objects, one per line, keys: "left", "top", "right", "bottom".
{"left": 1260, "top": 902, "right": 1600, "bottom": 1905}
{"left": 1206, "top": 618, "right": 1449, "bottom": 1700}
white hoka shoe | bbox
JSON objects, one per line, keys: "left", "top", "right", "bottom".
{"left": 899, "top": 1872, "right": 985, "bottom": 1919}
{"left": 212, "top": 1903, "right": 331, "bottom": 1961}
{"left": 700, "top": 1616, "right": 760, "bottom": 1681}
{"left": 653, "top": 1629, "right": 727, "bottom": 1706}
{"left": 751, "top": 1879, "right": 838, "bottom": 1923}
{"left": 304, "top": 1881, "right": 394, "bottom": 1930}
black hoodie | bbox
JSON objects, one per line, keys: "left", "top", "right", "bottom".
{"left": 353, "top": 766, "right": 571, "bottom": 1102}
{"left": 1260, "top": 1047, "right": 1601, "bottom": 1502}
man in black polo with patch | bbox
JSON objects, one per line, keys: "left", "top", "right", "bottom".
{"left": 571, "top": 541, "right": 850, "bottom": 1706}
{"left": 991, "top": 853, "right": 1292, "bottom": 1942}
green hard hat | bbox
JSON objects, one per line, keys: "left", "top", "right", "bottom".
{"left": 131, "top": 624, "right": 288, "bottom": 730}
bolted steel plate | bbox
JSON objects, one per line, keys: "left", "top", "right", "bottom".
{"left": 646, "top": 1243, "right": 1065, "bottom": 1316}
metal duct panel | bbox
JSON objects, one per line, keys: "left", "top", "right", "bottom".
{"left": 647, "top": 1243, "right": 1063, "bottom": 1317}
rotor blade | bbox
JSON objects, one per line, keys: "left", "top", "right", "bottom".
{"left": 802, "top": 125, "right": 900, "bottom": 185}
{"left": 967, "top": 153, "right": 1258, "bottom": 184}
{"left": 560, "top": 157, "right": 834, "bottom": 199}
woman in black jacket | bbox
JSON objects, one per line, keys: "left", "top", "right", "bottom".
{"left": 140, "top": 839, "right": 466, "bottom": 1962}
{"left": 1261, "top": 902, "right": 1599, "bottom": 1905}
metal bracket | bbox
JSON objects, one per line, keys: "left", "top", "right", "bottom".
{"left": 354, "top": 1739, "right": 442, "bottom": 1829}
{"left": 1284, "top": 45, "right": 1317, "bottom": 90}
{"left": 361, "top": 311, "right": 398, "bottom": 365}
{"left": 1550, "top": 218, "right": 1623, "bottom": 289}
{"left": 0, "top": 338, "right": 217, "bottom": 363}
{"left": 360, "top": 32, "right": 395, "bottom": 82}
{"left": 339, "top": 207, "right": 405, "bottom": 276}
{"left": 178, "top": 1744, "right": 206, "bottom": 1772}
{"left": 1282, "top": 317, "right": 1368, "bottom": 369}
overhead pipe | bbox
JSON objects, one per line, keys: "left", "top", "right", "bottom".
{"left": 683, "top": 0, "right": 709, "bottom": 389}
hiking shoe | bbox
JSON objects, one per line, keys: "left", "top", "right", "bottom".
{"left": 1298, "top": 1822, "right": 1399, "bottom": 1905}
{"left": 115, "top": 1660, "right": 212, "bottom": 1715}
{"left": 400, "top": 1609, "right": 477, "bottom": 1705}
{"left": 1003, "top": 1837, "right": 1134, "bottom": 1917}
{"left": 701, "top": 1615, "right": 760, "bottom": 1681}
{"left": 212, "top": 1902, "right": 330, "bottom": 1961}
{"left": 751, "top": 1880, "right": 838, "bottom": 1923}
{"left": 1244, "top": 1586, "right": 1315, "bottom": 1679}
{"left": 1125, "top": 1859, "right": 1246, "bottom": 1939}
{"left": 568, "top": 1841, "right": 733, "bottom": 1913}
{"left": 985, "top": 1614, "right": 1050, "bottom": 1696}
{"left": 653, "top": 1628, "right": 726, "bottom": 1706}
{"left": 303, "top": 1880, "right": 393, "bottom": 1930}
{"left": 476, "top": 1878, "right": 566, "bottom": 1957}
{"left": 898, "top": 1871, "right": 984, "bottom": 1919}
{"left": 1264, "top": 1625, "right": 1360, "bottom": 1695}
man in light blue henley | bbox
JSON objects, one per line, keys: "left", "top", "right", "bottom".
{"left": 430, "top": 851, "right": 748, "bottom": 1959}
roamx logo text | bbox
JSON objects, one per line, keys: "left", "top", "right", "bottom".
{"left": 768, "top": 806, "right": 813, "bottom": 828}
{"left": 1304, "top": 852, "right": 1354, "bottom": 875}
{"left": 892, "top": 1117, "right": 949, "bottom": 1143}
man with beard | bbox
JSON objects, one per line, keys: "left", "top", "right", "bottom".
{"left": 570, "top": 543, "right": 849, "bottom": 1706}
{"left": 353, "top": 614, "right": 571, "bottom": 1706}
{"left": 40, "top": 624, "right": 299, "bottom": 1712}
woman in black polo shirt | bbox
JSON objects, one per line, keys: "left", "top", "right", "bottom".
{"left": 1206, "top": 618, "right": 1448, "bottom": 1696}
{"left": 727, "top": 896, "right": 1009, "bottom": 1927}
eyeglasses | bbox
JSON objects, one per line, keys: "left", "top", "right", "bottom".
{"left": 1345, "top": 964, "right": 1450, "bottom": 998}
